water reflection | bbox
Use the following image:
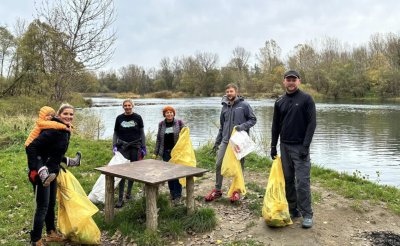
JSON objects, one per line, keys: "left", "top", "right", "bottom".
{"left": 83, "top": 97, "right": 400, "bottom": 187}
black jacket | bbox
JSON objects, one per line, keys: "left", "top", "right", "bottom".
{"left": 271, "top": 89, "right": 316, "bottom": 147}
{"left": 26, "top": 118, "right": 70, "bottom": 173}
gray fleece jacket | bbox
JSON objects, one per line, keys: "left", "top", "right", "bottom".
{"left": 215, "top": 95, "right": 257, "bottom": 145}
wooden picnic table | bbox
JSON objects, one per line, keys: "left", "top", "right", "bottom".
{"left": 95, "top": 159, "right": 208, "bottom": 230}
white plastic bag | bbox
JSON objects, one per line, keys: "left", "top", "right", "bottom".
{"left": 229, "top": 130, "right": 256, "bottom": 160}
{"left": 88, "top": 152, "right": 129, "bottom": 203}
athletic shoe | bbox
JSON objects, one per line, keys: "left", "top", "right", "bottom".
{"left": 204, "top": 189, "right": 222, "bottom": 202}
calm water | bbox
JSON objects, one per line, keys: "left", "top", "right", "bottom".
{"left": 82, "top": 97, "right": 400, "bottom": 187}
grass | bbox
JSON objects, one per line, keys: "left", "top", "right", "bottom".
{"left": 311, "top": 165, "right": 400, "bottom": 214}
{"left": 1, "top": 114, "right": 400, "bottom": 245}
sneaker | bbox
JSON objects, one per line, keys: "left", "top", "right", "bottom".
{"left": 171, "top": 197, "right": 183, "bottom": 207}
{"left": 115, "top": 200, "right": 124, "bottom": 208}
{"left": 46, "top": 230, "right": 64, "bottom": 242}
{"left": 31, "top": 239, "right": 44, "bottom": 246}
{"left": 67, "top": 152, "right": 81, "bottom": 167}
{"left": 230, "top": 191, "right": 240, "bottom": 203}
{"left": 290, "top": 209, "right": 302, "bottom": 219}
{"left": 38, "top": 167, "right": 56, "bottom": 187}
{"left": 302, "top": 217, "right": 313, "bottom": 228}
{"left": 204, "top": 189, "right": 222, "bottom": 202}
{"left": 125, "top": 193, "right": 132, "bottom": 200}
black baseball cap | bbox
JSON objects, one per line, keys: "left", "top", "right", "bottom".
{"left": 284, "top": 70, "right": 300, "bottom": 79}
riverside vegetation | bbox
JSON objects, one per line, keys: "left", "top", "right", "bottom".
{"left": 1, "top": 113, "right": 400, "bottom": 245}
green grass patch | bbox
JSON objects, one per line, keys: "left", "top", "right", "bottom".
{"left": 312, "top": 165, "right": 400, "bottom": 214}
{"left": 312, "top": 191, "right": 322, "bottom": 204}
{"left": 1, "top": 114, "right": 400, "bottom": 244}
{"left": 94, "top": 193, "right": 217, "bottom": 244}
{"left": 195, "top": 143, "right": 217, "bottom": 171}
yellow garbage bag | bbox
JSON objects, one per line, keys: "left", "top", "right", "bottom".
{"left": 221, "top": 129, "right": 246, "bottom": 197}
{"left": 169, "top": 127, "right": 197, "bottom": 186}
{"left": 57, "top": 169, "right": 101, "bottom": 244}
{"left": 262, "top": 156, "right": 292, "bottom": 227}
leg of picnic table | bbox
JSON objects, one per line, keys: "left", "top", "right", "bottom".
{"left": 105, "top": 175, "right": 115, "bottom": 223}
{"left": 145, "top": 184, "right": 158, "bottom": 231}
{"left": 186, "top": 176, "right": 195, "bottom": 214}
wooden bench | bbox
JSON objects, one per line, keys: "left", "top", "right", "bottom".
{"left": 95, "top": 159, "right": 208, "bottom": 230}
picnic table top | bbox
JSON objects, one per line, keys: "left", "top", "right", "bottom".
{"left": 95, "top": 159, "right": 208, "bottom": 185}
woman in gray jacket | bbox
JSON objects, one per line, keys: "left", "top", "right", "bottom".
{"left": 154, "top": 106, "right": 184, "bottom": 205}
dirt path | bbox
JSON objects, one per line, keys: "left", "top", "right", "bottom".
{"left": 88, "top": 170, "right": 400, "bottom": 246}
{"left": 172, "top": 171, "right": 400, "bottom": 246}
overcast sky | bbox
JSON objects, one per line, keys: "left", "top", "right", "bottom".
{"left": 1, "top": 0, "right": 399, "bottom": 71}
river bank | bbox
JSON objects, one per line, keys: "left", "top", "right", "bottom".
{"left": 1, "top": 130, "right": 400, "bottom": 245}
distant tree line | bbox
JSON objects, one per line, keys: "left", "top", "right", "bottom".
{"left": 95, "top": 36, "right": 400, "bottom": 98}
{"left": 1, "top": 2, "right": 399, "bottom": 100}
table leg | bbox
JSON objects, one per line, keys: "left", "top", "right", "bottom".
{"left": 105, "top": 175, "right": 115, "bottom": 223}
{"left": 186, "top": 176, "right": 195, "bottom": 214}
{"left": 145, "top": 184, "right": 159, "bottom": 230}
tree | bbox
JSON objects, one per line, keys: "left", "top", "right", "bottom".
{"left": 195, "top": 52, "right": 219, "bottom": 96}
{"left": 119, "top": 64, "right": 148, "bottom": 94}
{"left": 257, "top": 39, "right": 283, "bottom": 73}
{"left": 228, "top": 46, "right": 251, "bottom": 89}
{"left": 158, "top": 57, "right": 175, "bottom": 90}
{"left": 0, "top": 26, "right": 15, "bottom": 78}
{"left": 35, "top": 0, "right": 116, "bottom": 69}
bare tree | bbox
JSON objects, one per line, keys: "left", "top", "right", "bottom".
{"left": 0, "top": 26, "right": 15, "bottom": 77}
{"left": 228, "top": 46, "right": 251, "bottom": 89}
{"left": 35, "top": 0, "right": 116, "bottom": 69}
{"left": 257, "top": 39, "right": 282, "bottom": 73}
{"left": 230, "top": 46, "right": 251, "bottom": 72}
{"left": 195, "top": 52, "right": 219, "bottom": 72}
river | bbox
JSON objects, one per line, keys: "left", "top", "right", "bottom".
{"left": 82, "top": 97, "right": 400, "bottom": 187}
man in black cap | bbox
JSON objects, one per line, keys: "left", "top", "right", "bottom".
{"left": 270, "top": 70, "right": 317, "bottom": 228}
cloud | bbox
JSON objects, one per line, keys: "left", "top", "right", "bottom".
{"left": 1, "top": 0, "right": 400, "bottom": 70}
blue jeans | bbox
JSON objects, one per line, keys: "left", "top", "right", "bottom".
{"left": 31, "top": 180, "right": 57, "bottom": 242}
{"left": 163, "top": 150, "right": 182, "bottom": 199}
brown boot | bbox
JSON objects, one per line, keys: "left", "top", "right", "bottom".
{"left": 31, "top": 239, "right": 44, "bottom": 246}
{"left": 46, "top": 230, "right": 64, "bottom": 242}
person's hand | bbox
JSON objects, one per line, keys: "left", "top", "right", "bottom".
{"left": 270, "top": 146, "right": 277, "bottom": 160}
{"left": 65, "top": 125, "right": 72, "bottom": 132}
{"left": 235, "top": 125, "right": 244, "bottom": 131}
{"left": 211, "top": 144, "right": 219, "bottom": 154}
{"left": 151, "top": 154, "right": 157, "bottom": 159}
{"left": 141, "top": 146, "right": 147, "bottom": 157}
{"left": 112, "top": 145, "right": 117, "bottom": 155}
{"left": 299, "top": 145, "right": 309, "bottom": 159}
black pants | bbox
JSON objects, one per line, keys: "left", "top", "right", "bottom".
{"left": 118, "top": 146, "right": 139, "bottom": 201}
{"left": 163, "top": 150, "right": 182, "bottom": 199}
{"left": 31, "top": 180, "right": 57, "bottom": 242}
{"left": 280, "top": 143, "right": 313, "bottom": 218}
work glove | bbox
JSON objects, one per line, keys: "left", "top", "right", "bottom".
{"left": 112, "top": 145, "right": 118, "bottom": 155}
{"left": 151, "top": 154, "right": 157, "bottom": 159}
{"left": 235, "top": 125, "right": 244, "bottom": 131}
{"left": 141, "top": 146, "right": 147, "bottom": 157}
{"left": 299, "top": 145, "right": 309, "bottom": 159}
{"left": 28, "top": 169, "right": 38, "bottom": 184}
{"left": 270, "top": 146, "right": 277, "bottom": 160}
